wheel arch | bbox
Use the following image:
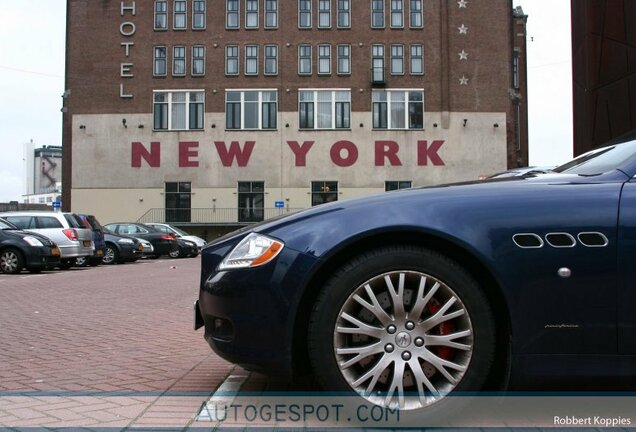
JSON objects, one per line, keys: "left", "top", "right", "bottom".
{"left": 291, "top": 230, "right": 511, "bottom": 389}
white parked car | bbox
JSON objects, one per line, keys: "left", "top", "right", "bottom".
{"left": 145, "top": 223, "right": 207, "bottom": 250}
{"left": 0, "top": 211, "right": 94, "bottom": 269}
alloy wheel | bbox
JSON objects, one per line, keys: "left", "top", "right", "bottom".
{"left": 0, "top": 250, "right": 21, "bottom": 274}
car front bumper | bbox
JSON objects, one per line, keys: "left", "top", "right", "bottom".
{"left": 24, "top": 245, "right": 61, "bottom": 270}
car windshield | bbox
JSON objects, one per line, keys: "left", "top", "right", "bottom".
{"left": 553, "top": 140, "right": 636, "bottom": 175}
{"left": 0, "top": 218, "right": 17, "bottom": 230}
{"left": 171, "top": 226, "right": 189, "bottom": 236}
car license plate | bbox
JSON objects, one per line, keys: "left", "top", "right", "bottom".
{"left": 83, "top": 240, "right": 91, "bottom": 247}
{"left": 194, "top": 300, "right": 204, "bottom": 330}
{"left": 97, "top": 250, "right": 103, "bottom": 256}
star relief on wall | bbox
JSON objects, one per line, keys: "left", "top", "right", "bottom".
{"left": 458, "top": 0, "right": 468, "bottom": 8}
{"left": 458, "top": 24, "right": 468, "bottom": 34}
{"left": 458, "top": 50, "right": 469, "bottom": 60}
{"left": 459, "top": 75, "right": 469, "bottom": 85}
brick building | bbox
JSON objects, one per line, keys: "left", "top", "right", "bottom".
{"left": 63, "top": 0, "right": 528, "bottom": 230}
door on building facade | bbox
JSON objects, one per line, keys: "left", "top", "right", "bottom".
{"left": 238, "top": 181, "right": 264, "bottom": 223}
{"left": 165, "top": 182, "right": 191, "bottom": 223}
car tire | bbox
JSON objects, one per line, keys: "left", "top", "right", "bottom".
{"left": 88, "top": 257, "right": 101, "bottom": 267}
{"left": 169, "top": 247, "right": 182, "bottom": 259}
{"left": 308, "top": 246, "right": 496, "bottom": 413}
{"left": 102, "top": 245, "right": 119, "bottom": 265}
{"left": 0, "top": 248, "right": 24, "bottom": 274}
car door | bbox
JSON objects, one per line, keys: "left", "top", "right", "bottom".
{"left": 618, "top": 178, "right": 636, "bottom": 353}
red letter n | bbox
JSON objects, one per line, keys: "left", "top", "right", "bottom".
{"left": 131, "top": 142, "right": 160, "bottom": 167}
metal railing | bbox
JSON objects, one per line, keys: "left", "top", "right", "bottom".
{"left": 136, "top": 207, "right": 305, "bottom": 225}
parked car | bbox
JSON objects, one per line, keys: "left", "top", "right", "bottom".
{"left": 102, "top": 228, "right": 143, "bottom": 264}
{"left": 75, "top": 214, "right": 106, "bottom": 266}
{"left": 134, "top": 237, "right": 155, "bottom": 258}
{"left": 0, "top": 211, "right": 94, "bottom": 269}
{"left": 482, "top": 165, "right": 554, "bottom": 179}
{"left": 103, "top": 223, "right": 177, "bottom": 259}
{"left": 169, "top": 238, "right": 199, "bottom": 258}
{"left": 145, "top": 223, "right": 207, "bottom": 250}
{"left": 195, "top": 137, "right": 636, "bottom": 413}
{"left": 0, "top": 218, "right": 61, "bottom": 274}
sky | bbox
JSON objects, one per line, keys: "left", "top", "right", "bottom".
{"left": 0, "top": 0, "right": 573, "bottom": 203}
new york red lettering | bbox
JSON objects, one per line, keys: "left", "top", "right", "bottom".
{"left": 330, "top": 140, "right": 359, "bottom": 167}
{"left": 179, "top": 141, "right": 199, "bottom": 167}
{"left": 375, "top": 141, "right": 402, "bottom": 166}
{"left": 131, "top": 141, "right": 160, "bottom": 167}
{"left": 214, "top": 141, "right": 255, "bottom": 167}
{"left": 417, "top": 140, "right": 445, "bottom": 166}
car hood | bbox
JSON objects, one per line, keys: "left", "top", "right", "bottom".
{"left": 3, "top": 229, "right": 56, "bottom": 246}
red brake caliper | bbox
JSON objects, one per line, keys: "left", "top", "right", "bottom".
{"left": 427, "top": 298, "right": 454, "bottom": 359}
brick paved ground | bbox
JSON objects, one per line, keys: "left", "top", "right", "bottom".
{"left": 0, "top": 258, "right": 241, "bottom": 429}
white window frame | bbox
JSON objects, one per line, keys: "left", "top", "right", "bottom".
{"left": 245, "top": 45, "right": 258, "bottom": 75}
{"left": 372, "top": 89, "right": 424, "bottom": 130}
{"left": 265, "top": 0, "right": 278, "bottom": 28}
{"left": 391, "top": 44, "right": 404, "bottom": 75}
{"left": 318, "top": 0, "right": 331, "bottom": 28}
{"left": 226, "top": 45, "right": 239, "bottom": 75}
{"left": 298, "top": 44, "right": 312, "bottom": 75}
{"left": 264, "top": 45, "right": 278, "bottom": 75}
{"left": 337, "top": 44, "right": 350, "bottom": 75}
{"left": 337, "top": 0, "right": 350, "bottom": 28}
{"left": 318, "top": 44, "right": 331, "bottom": 75}
{"left": 409, "top": 0, "right": 423, "bottom": 28}
{"left": 299, "top": 0, "right": 312, "bottom": 28}
{"left": 225, "top": 89, "right": 278, "bottom": 130}
{"left": 245, "top": 0, "right": 259, "bottom": 29}
{"left": 192, "top": 0, "right": 206, "bottom": 29}
{"left": 226, "top": 0, "right": 240, "bottom": 28}
{"left": 174, "top": 0, "right": 187, "bottom": 29}
{"left": 410, "top": 44, "right": 424, "bottom": 75}
{"left": 153, "top": 90, "right": 205, "bottom": 131}
{"left": 173, "top": 46, "right": 186, "bottom": 76}
{"left": 372, "top": 44, "right": 385, "bottom": 82}
{"left": 154, "top": 0, "right": 168, "bottom": 30}
{"left": 192, "top": 45, "right": 205, "bottom": 76}
{"left": 390, "top": 0, "right": 403, "bottom": 28}
{"left": 371, "top": 0, "right": 384, "bottom": 28}
{"left": 154, "top": 46, "right": 167, "bottom": 76}
{"left": 298, "top": 88, "right": 351, "bottom": 130}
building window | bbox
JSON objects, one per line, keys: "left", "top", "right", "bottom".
{"left": 337, "top": 44, "right": 350, "bottom": 75}
{"left": 372, "top": 90, "right": 423, "bottom": 129}
{"left": 391, "top": 44, "right": 404, "bottom": 75}
{"left": 226, "top": 45, "right": 239, "bottom": 75}
{"left": 154, "top": 0, "right": 168, "bottom": 29}
{"left": 410, "top": 44, "right": 423, "bottom": 74}
{"left": 227, "top": 0, "right": 239, "bottom": 28}
{"left": 371, "top": 0, "right": 384, "bottom": 28}
{"left": 312, "top": 181, "right": 338, "bottom": 206}
{"left": 238, "top": 181, "right": 264, "bottom": 223}
{"left": 153, "top": 91, "right": 204, "bottom": 131}
{"left": 246, "top": 0, "right": 258, "bottom": 28}
{"left": 265, "top": 0, "right": 278, "bottom": 28}
{"left": 386, "top": 181, "right": 412, "bottom": 191}
{"left": 174, "top": 0, "right": 187, "bottom": 29}
{"left": 193, "top": 0, "right": 206, "bottom": 29}
{"left": 410, "top": 0, "right": 422, "bottom": 28}
{"left": 318, "top": 0, "right": 331, "bottom": 28}
{"left": 390, "top": 0, "right": 403, "bottom": 27}
{"left": 166, "top": 182, "right": 191, "bottom": 223}
{"left": 226, "top": 90, "right": 278, "bottom": 130}
{"left": 318, "top": 45, "right": 331, "bottom": 75}
{"left": 173, "top": 46, "right": 186, "bottom": 76}
{"left": 192, "top": 46, "right": 205, "bottom": 76}
{"left": 372, "top": 44, "right": 385, "bottom": 83}
{"left": 299, "top": 0, "right": 311, "bottom": 28}
{"left": 513, "top": 49, "right": 520, "bottom": 89}
{"left": 154, "top": 46, "right": 167, "bottom": 76}
{"left": 337, "top": 0, "right": 350, "bottom": 28}
{"left": 299, "top": 89, "right": 350, "bottom": 129}
{"left": 245, "top": 45, "right": 258, "bottom": 75}
{"left": 265, "top": 45, "right": 278, "bottom": 75}
{"left": 298, "top": 45, "right": 312, "bottom": 75}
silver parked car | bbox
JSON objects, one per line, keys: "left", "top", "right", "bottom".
{"left": 0, "top": 211, "right": 94, "bottom": 269}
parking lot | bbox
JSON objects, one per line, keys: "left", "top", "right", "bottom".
{"left": 0, "top": 257, "right": 286, "bottom": 429}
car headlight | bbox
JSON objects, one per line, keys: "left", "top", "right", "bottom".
{"left": 118, "top": 238, "right": 134, "bottom": 244}
{"left": 22, "top": 236, "right": 44, "bottom": 247}
{"left": 218, "top": 233, "right": 284, "bottom": 271}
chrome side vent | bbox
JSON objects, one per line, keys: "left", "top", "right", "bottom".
{"left": 577, "top": 232, "right": 609, "bottom": 248}
{"left": 545, "top": 233, "right": 576, "bottom": 248}
{"left": 512, "top": 233, "right": 544, "bottom": 249}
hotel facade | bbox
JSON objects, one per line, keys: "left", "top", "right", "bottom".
{"left": 63, "top": 0, "right": 528, "bottom": 232}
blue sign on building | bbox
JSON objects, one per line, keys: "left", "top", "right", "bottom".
{"left": 52, "top": 201, "right": 61, "bottom": 209}
{"left": 274, "top": 201, "right": 285, "bottom": 208}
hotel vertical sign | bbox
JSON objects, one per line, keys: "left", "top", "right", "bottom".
{"left": 119, "top": 2, "right": 136, "bottom": 98}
